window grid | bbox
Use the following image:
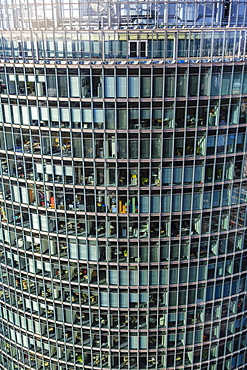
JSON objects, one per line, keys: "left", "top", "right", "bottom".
{"left": 0, "top": 1, "right": 247, "bottom": 370}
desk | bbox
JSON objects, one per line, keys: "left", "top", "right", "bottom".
{"left": 187, "top": 118, "right": 196, "bottom": 127}
{"left": 181, "top": 228, "right": 191, "bottom": 236}
{"left": 60, "top": 245, "right": 67, "bottom": 252}
{"left": 152, "top": 118, "right": 162, "bottom": 128}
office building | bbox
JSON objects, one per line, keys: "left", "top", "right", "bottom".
{"left": 0, "top": 0, "right": 247, "bottom": 369}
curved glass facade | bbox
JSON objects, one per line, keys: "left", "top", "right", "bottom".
{"left": 0, "top": 1, "right": 247, "bottom": 370}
